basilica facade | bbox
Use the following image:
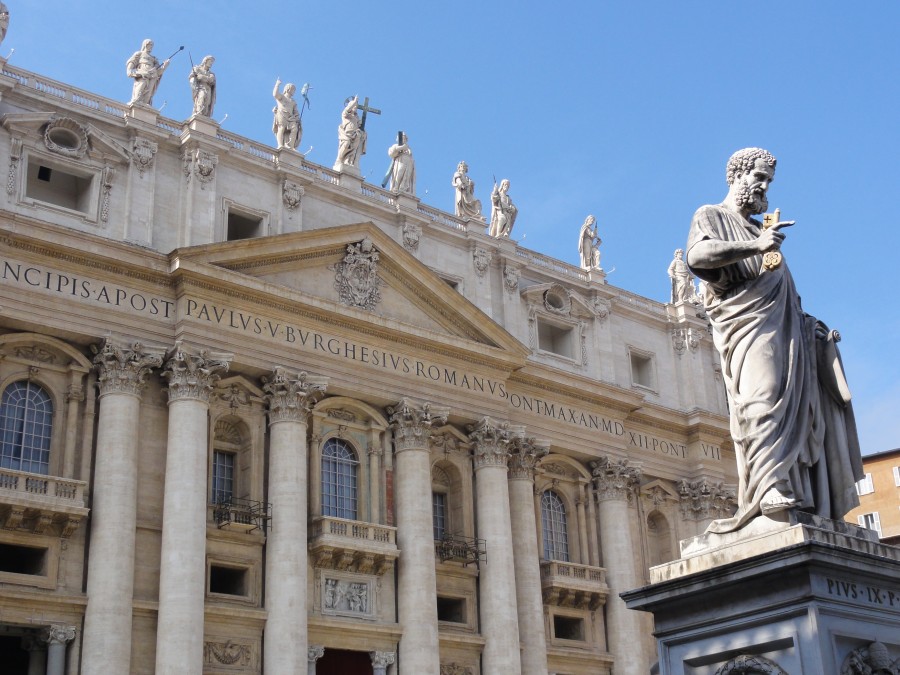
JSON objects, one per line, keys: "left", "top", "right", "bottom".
{"left": 0, "top": 56, "right": 736, "bottom": 675}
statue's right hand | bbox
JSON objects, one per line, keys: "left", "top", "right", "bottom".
{"left": 756, "top": 221, "right": 792, "bottom": 253}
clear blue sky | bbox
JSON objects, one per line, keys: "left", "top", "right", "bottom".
{"left": 7, "top": 2, "right": 899, "bottom": 454}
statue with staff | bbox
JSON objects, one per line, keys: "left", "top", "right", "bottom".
{"left": 272, "top": 78, "right": 309, "bottom": 151}
{"left": 126, "top": 40, "right": 182, "bottom": 107}
{"left": 578, "top": 215, "right": 602, "bottom": 270}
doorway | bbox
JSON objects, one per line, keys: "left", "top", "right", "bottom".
{"left": 315, "top": 648, "right": 374, "bottom": 675}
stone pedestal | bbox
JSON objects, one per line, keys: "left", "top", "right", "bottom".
{"left": 622, "top": 512, "right": 900, "bottom": 675}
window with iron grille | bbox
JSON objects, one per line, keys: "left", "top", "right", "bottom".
{"left": 0, "top": 381, "right": 53, "bottom": 475}
{"left": 433, "top": 491, "right": 447, "bottom": 540}
{"left": 541, "top": 490, "right": 570, "bottom": 562}
{"left": 211, "top": 451, "right": 235, "bottom": 504}
{"left": 322, "top": 438, "right": 358, "bottom": 520}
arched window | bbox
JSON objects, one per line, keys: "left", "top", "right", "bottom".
{"left": 541, "top": 490, "right": 569, "bottom": 562}
{"left": 647, "top": 511, "right": 673, "bottom": 566}
{"left": 0, "top": 381, "right": 53, "bottom": 475}
{"left": 322, "top": 438, "right": 359, "bottom": 520}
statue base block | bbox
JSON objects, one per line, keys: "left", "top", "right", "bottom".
{"left": 622, "top": 513, "right": 900, "bottom": 674}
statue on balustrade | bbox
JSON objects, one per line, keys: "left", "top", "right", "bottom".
{"left": 384, "top": 132, "right": 415, "bottom": 195}
{"left": 489, "top": 179, "right": 517, "bottom": 238}
{"left": 189, "top": 55, "right": 216, "bottom": 118}
{"left": 686, "top": 147, "right": 863, "bottom": 533}
{"left": 272, "top": 79, "right": 301, "bottom": 151}
{"left": 0, "top": 4, "right": 9, "bottom": 47}
{"left": 452, "top": 161, "right": 484, "bottom": 221}
{"left": 126, "top": 39, "right": 170, "bottom": 107}
{"left": 578, "top": 215, "right": 602, "bottom": 270}
{"left": 334, "top": 96, "right": 367, "bottom": 169}
{"left": 667, "top": 248, "right": 697, "bottom": 303}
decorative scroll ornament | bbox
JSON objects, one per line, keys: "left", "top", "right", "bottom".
{"left": 308, "top": 645, "right": 325, "bottom": 662}
{"left": 282, "top": 180, "right": 303, "bottom": 210}
{"left": 183, "top": 147, "right": 218, "bottom": 187}
{"left": 543, "top": 285, "right": 571, "bottom": 315}
{"left": 204, "top": 641, "right": 252, "bottom": 667}
{"left": 333, "top": 237, "right": 383, "bottom": 311}
{"left": 214, "top": 383, "right": 250, "bottom": 410}
{"left": 131, "top": 138, "right": 158, "bottom": 177}
{"left": 370, "top": 652, "right": 396, "bottom": 668}
{"left": 468, "top": 416, "right": 520, "bottom": 468}
{"left": 262, "top": 366, "right": 327, "bottom": 424}
{"left": 43, "top": 117, "right": 89, "bottom": 158}
{"left": 40, "top": 625, "right": 76, "bottom": 646}
{"left": 473, "top": 247, "right": 492, "bottom": 276}
{"left": 677, "top": 479, "right": 737, "bottom": 521}
{"left": 841, "top": 641, "right": 900, "bottom": 675}
{"left": 671, "top": 327, "right": 703, "bottom": 355}
{"left": 92, "top": 338, "right": 164, "bottom": 397}
{"left": 507, "top": 436, "right": 550, "bottom": 480}
{"left": 100, "top": 166, "right": 115, "bottom": 222}
{"left": 590, "top": 455, "right": 642, "bottom": 502}
{"left": 161, "top": 341, "right": 230, "bottom": 403}
{"left": 715, "top": 654, "right": 789, "bottom": 675}
{"left": 388, "top": 398, "right": 449, "bottom": 452}
{"left": 592, "top": 297, "right": 611, "bottom": 323}
{"left": 503, "top": 264, "right": 519, "bottom": 293}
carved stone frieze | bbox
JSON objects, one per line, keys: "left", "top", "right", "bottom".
{"left": 441, "top": 664, "right": 474, "bottom": 675}
{"left": 387, "top": 398, "right": 449, "bottom": 452}
{"left": 161, "top": 342, "right": 230, "bottom": 403}
{"left": 677, "top": 479, "right": 737, "bottom": 521}
{"left": 841, "top": 641, "right": 900, "bottom": 675}
{"left": 183, "top": 147, "right": 218, "bottom": 187}
{"left": 327, "top": 408, "right": 356, "bottom": 422}
{"left": 323, "top": 577, "right": 372, "bottom": 615}
{"left": 203, "top": 640, "right": 252, "bottom": 668}
{"left": 507, "top": 436, "right": 550, "bottom": 480}
{"left": 715, "top": 653, "right": 788, "bottom": 675}
{"left": 92, "top": 338, "right": 164, "bottom": 397}
{"left": 214, "top": 383, "right": 250, "bottom": 410}
{"left": 7, "top": 137, "right": 21, "bottom": 195}
{"left": 541, "top": 462, "right": 576, "bottom": 478}
{"left": 282, "top": 180, "right": 304, "bottom": 210}
{"left": 13, "top": 346, "right": 56, "bottom": 363}
{"left": 131, "top": 138, "right": 158, "bottom": 177}
{"left": 590, "top": 455, "right": 641, "bottom": 502}
{"left": 333, "top": 237, "right": 383, "bottom": 311}
{"left": 262, "top": 366, "right": 327, "bottom": 424}
{"left": 469, "top": 417, "right": 521, "bottom": 469}
{"left": 473, "top": 247, "right": 492, "bottom": 276}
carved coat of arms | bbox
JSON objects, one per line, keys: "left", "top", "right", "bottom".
{"left": 333, "top": 237, "right": 383, "bottom": 311}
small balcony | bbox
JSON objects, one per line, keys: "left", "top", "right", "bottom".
{"left": 434, "top": 533, "right": 486, "bottom": 567}
{"left": 213, "top": 498, "right": 271, "bottom": 534}
{"left": 0, "top": 468, "right": 89, "bottom": 537}
{"left": 308, "top": 515, "right": 398, "bottom": 576}
{"left": 540, "top": 560, "right": 609, "bottom": 610}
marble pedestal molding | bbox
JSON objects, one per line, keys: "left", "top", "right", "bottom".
{"left": 591, "top": 456, "right": 644, "bottom": 675}
{"left": 470, "top": 418, "right": 523, "bottom": 675}
{"left": 623, "top": 512, "right": 900, "bottom": 675}
{"left": 263, "top": 368, "right": 327, "bottom": 675}
{"left": 389, "top": 398, "right": 448, "bottom": 675}
{"left": 508, "top": 437, "right": 550, "bottom": 675}
{"left": 155, "top": 345, "right": 230, "bottom": 675}
{"left": 82, "top": 339, "right": 162, "bottom": 675}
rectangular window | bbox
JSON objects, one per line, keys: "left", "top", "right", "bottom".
{"left": 227, "top": 209, "right": 264, "bottom": 241}
{"left": 537, "top": 320, "right": 575, "bottom": 359}
{"left": 855, "top": 473, "right": 874, "bottom": 496}
{"left": 433, "top": 492, "right": 447, "bottom": 540}
{"left": 208, "top": 564, "right": 248, "bottom": 596}
{"left": 553, "top": 615, "right": 585, "bottom": 641}
{"left": 211, "top": 451, "right": 235, "bottom": 504}
{"left": 858, "top": 512, "right": 882, "bottom": 537}
{"left": 630, "top": 351, "right": 654, "bottom": 389}
{"left": 436, "top": 596, "right": 466, "bottom": 623}
{"left": 25, "top": 158, "right": 95, "bottom": 214}
{"left": 0, "top": 542, "right": 47, "bottom": 576}
{"left": 893, "top": 466, "right": 900, "bottom": 487}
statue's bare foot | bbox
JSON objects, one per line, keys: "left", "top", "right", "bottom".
{"left": 760, "top": 485, "right": 798, "bottom": 514}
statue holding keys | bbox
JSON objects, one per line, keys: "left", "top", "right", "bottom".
{"left": 686, "top": 147, "right": 862, "bottom": 533}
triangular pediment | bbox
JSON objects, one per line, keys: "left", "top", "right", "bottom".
{"left": 172, "top": 223, "right": 530, "bottom": 361}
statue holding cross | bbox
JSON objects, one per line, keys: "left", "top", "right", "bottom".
{"left": 334, "top": 95, "right": 381, "bottom": 172}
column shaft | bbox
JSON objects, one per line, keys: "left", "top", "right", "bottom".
{"left": 576, "top": 497, "right": 589, "bottom": 564}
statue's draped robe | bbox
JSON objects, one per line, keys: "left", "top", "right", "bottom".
{"left": 388, "top": 144, "right": 415, "bottom": 195}
{"left": 688, "top": 205, "right": 862, "bottom": 533}
{"left": 453, "top": 171, "right": 482, "bottom": 220}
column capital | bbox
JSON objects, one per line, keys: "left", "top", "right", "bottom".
{"left": 41, "top": 624, "right": 76, "bottom": 646}
{"left": 308, "top": 645, "right": 325, "bottom": 662}
{"left": 468, "top": 417, "right": 522, "bottom": 469}
{"left": 590, "top": 455, "right": 641, "bottom": 502}
{"left": 370, "top": 651, "right": 396, "bottom": 668}
{"left": 507, "top": 436, "right": 550, "bottom": 481}
{"left": 387, "top": 398, "right": 449, "bottom": 452}
{"left": 161, "top": 341, "right": 231, "bottom": 403}
{"left": 93, "top": 338, "right": 164, "bottom": 397}
{"left": 263, "top": 366, "right": 328, "bottom": 424}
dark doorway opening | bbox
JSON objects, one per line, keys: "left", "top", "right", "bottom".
{"left": 0, "top": 635, "right": 31, "bottom": 674}
{"left": 315, "top": 648, "right": 374, "bottom": 675}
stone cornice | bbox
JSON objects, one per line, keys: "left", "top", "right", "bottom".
{"left": 468, "top": 417, "right": 522, "bottom": 469}
{"left": 387, "top": 398, "right": 449, "bottom": 452}
{"left": 262, "top": 366, "right": 328, "bottom": 424}
{"left": 590, "top": 455, "right": 642, "bottom": 502}
{"left": 92, "top": 337, "right": 164, "bottom": 397}
{"left": 507, "top": 436, "right": 550, "bottom": 481}
{"left": 162, "top": 342, "right": 231, "bottom": 403}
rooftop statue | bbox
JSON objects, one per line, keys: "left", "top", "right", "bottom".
{"left": 452, "top": 161, "right": 484, "bottom": 221}
{"left": 578, "top": 215, "right": 601, "bottom": 270}
{"left": 334, "top": 96, "right": 367, "bottom": 170}
{"left": 0, "top": 3, "right": 9, "bottom": 47}
{"left": 384, "top": 132, "right": 415, "bottom": 195}
{"left": 687, "top": 147, "right": 863, "bottom": 533}
{"left": 489, "top": 179, "right": 517, "bottom": 238}
{"left": 126, "top": 39, "right": 171, "bottom": 107}
{"left": 667, "top": 248, "right": 696, "bottom": 303}
{"left": 272, "top": 79, "right": 301, "bottom": 151}
{"left": 189, "top": 55, "right": 216, "bottom": 118}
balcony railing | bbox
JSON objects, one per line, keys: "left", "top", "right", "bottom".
{"left": 540, "top": 560, "right": 609, "bottom": 610}
{"left": 213, "top": 498, "right": 271, "bottom": 534}
{"left": 0, "top": 467, "right": 88, "bottom": 537}
{"left": 308, "top": 515, "right": 398, "bottom": 576}
{"left": 434, "top": 533, "right": 486, "bottom": 567}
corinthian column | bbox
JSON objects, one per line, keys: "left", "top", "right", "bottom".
{"left": 83, "top": 339, "right": 162, "bottom": 675}
{"left": 388, "top": 398, "right": 449, "bottom": 675}
{"left": 591, "top": 455, "right": 642, "bottom": 675}
{"left": 41, "top": 625, "right": 76, "bottom": 675}
{"left": 262, "top": 368, "right": 327, "bottom": 675}
{"left": 155, "top": 344, "right": 230, "bottom": 675}
{"left": 508, "top": 436, "right": 550, "bottom": 675}
{"left": 469, "top": 417, "right": 522, "bottom": 675}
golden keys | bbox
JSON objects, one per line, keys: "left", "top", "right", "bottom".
{"left": 762, "top": 208, "right": 783, "bottom": 270}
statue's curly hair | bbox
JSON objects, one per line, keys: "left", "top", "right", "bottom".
{"left": 725, "top": 148, "right": 776, "bottom": 185}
